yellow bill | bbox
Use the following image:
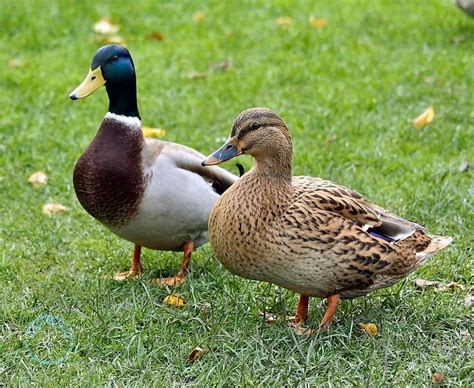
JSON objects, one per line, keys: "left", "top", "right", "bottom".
{"left": 69, "top": 66, "right": 105, "bottom": 100}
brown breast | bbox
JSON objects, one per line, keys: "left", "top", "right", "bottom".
{"left": 73, "top": 117, "right": 147, "bottom": 227}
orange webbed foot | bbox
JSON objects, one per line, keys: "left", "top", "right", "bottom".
{"left": 112, "top": 244, "right": 143, "bottom": 281}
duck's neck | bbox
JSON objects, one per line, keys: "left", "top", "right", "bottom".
{"left": 103, "top": 112, "right": 142, "bottom": 130}
{"left": 253, "top": 139, "right": 293, "bottom": 185}
{"left": 239, "top": 144, "right": 294, "bottom": 221}
{"left": 254, "top": 156, "right": 292, "bottom": 184}
{"left": 105, "top": 78, "right": 141, "bottom": 119}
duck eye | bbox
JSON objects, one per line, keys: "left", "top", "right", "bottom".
{"left": 111, "top": 55, "right": 119, "bottom": 61}
{"left": 251, "top": 122, "right": 260, "bottom": 130}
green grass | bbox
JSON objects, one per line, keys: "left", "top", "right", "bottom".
{"left": 1, "top": 0, "right": 473, "bottom": 385}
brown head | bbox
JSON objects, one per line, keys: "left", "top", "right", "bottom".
{"left": 202, "top": 108, "right": 293, "bottom": 175}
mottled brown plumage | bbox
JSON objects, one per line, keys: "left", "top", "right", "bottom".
{"left": 203, "top": 107, "right": 453, "bottom": 326}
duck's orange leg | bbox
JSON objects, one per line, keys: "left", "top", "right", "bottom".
{"left": 319, "top": 294, "right": 341, "bottom": 328}
{"left": 113, "top": 244, "right": 143, "bottom": 280}
{"left": 154, "top": 241, "right": 194, "bottom": 287}
{"left": 293, "top": 295, "right": 310, "bottom": 324}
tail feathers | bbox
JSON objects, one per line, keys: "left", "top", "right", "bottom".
{"left": 415, "top": 235, "right": 453, "bottom": 258}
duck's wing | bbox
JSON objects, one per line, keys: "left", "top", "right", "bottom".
{"left": 276, "top": 177, "right": 446, "bottom": 295}
{"left": 145, "top": 139, "right": 238, "bottom": 194}
{"left": 292, "top": 176, "right": 424, "bottom": 242}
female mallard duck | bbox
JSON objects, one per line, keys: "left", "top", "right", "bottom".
{"left": 69, "top": 45, "right": 238, "bottom": 285}
{"left": 202, "top": 108, "right": 453, "bottom": 326}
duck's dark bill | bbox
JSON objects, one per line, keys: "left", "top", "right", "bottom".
{"left": 202, "top": 141, "right": 239, "bottom": 166}
{"left": 69, "top": 67, "right": 105, "bottom": 100}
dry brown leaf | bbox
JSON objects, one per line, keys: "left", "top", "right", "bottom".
{"left": 93, "top": 18, "right": 120, "bottom": 34}
{"left": 459, "top": 161, "right": 470, "bottom": 172}
{"left": 96, "top": 35, "right": 125, "bottom": 45}
{"left": 187, "top": 70, "right": 207, "bottom": 79}
{"left": 451, "top": 34, "right": 469, "bottom": 44}
{"left": 460, "top": 329, "right": 471, "bottom": 340}
{"left": 439, "top": 282, "right": 464, "bottom": 291}
{"left": 276, "top": 17, "right": 293, "bottom": 27}
{"left": 163, "top": 293, "right": 185, "bottom": 307}
{"left": 28, "top": 171, "right": 48, "bottom": 188}
{"left": 292, "top": 325, "right": 315, "bottom": 336}
{"left": 210, "top": 59, "right": 233, "bottom": 72}
{"left": 424, "top": 76, "right": 437, "bottom": 84}
{"left": 324, "top": 134, "right": 337, "bottom": 145}
{"left": 8, "top": 58, "right": 25, "bottom": 68}
{"left": 413, "top": 106, "right": 435, "bottom": 129}
{"left": 142, "top": 127, "right": 166, "bottom": 138}
{"left": 358, "top": 323, "right": 378, "bottom": 336}
{"left": 464, "top": 291, "right": 474, "bottom": 307}
{"left": 193, "top": 11, "right": 206, "bottom": 22}
{"left": 431, "top": 372, "right": 444, "bottom": 384}
{"left": 309, "top": 16, "right": 328, "bottom": 29}
{"left": 147, "top": 31, "right": 166, "bottom": 41}
{"left": 415, "top": 279, "right": 464, "bottom": 292}
{"left": 259, "top": 311, "right": 300, "bottom": 324}
{"left": 414, "top": 279, "right": 442, "bottom": 289}
{"left": 259, "top": 311, "right": 280, "bottom": 324}
{"left": 42, "top": 203, "right": 69, "bottom": 216}
{"left": 187, "top": 347, "right": 208, "bottom": 362}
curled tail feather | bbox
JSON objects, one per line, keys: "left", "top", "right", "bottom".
{"left": 389, "top": 232, "right": 453, "bottom": 276}
{"left": 415, "top": 235, "right": 453, "bottom": 259}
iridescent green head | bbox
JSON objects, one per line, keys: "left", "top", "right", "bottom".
{"left": 70, "top": 45, "right": 140, "bottom": 118}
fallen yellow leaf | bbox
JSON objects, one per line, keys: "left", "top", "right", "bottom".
{"left": 28, "top": 171, "right": 48, "bottom": 188}
{"left": 187, "top": 347, "right": 208, "bottom": 362}
{"left": 413, "top": 106, "right": 435, "bottom": 129}
{"left": 431, "top": 372, "right": 444, "bottom": 384}
{"left": 8, "top": 58, "right": 25, "bottom": 68}
{"left": 439, "top": 282, "right": 464, "bottom": 291}
{"left": 163, "top": 293, "right": 185, "bottom": 307}
{"left": 147, "top": 31, "right": 166, "bottom": 41}
{"left": 358, "top": 323, "right": 378, "bottom": 336}
{"left": 96, "top": 35, "right": 125, "bottom": 45}
{"left": 142, "top": 127, "right": 166, "bottom": 138}
{"left": 193, "top": 11, "right": 206, "bottom": 22}
{"left": 276, "top": 17, "right": 293, "bottom": 27}
{"left": 42, "top": 203, "right": 69, "bottom": 216}
{"left": 93, "top": 18, "right": 120, "bottom": 34}
{"left": 309, "top": 16, "right": 328, "bottom": 28}
{"left": 187, "top": 70, "right": 207, "bottom": 79}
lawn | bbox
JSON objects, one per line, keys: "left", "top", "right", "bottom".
{"left": 0, "top": 0, "right": 472, "bottom": 385}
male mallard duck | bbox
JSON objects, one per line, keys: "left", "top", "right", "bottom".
{"left": 69, "top": 45, "right": 238, "bottom": 285}
{"left": 202, "top": 108, "right": 453, "bottom": 326}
